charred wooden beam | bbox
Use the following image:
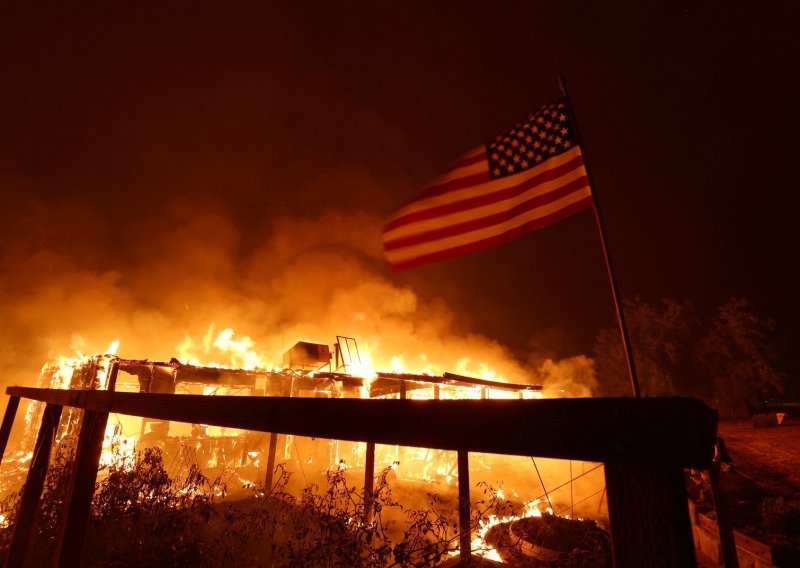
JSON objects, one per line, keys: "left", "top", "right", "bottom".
{"left": 6, "top": 403, "right": 63, "bottom": 568}
{"left": 55, "top": 362, "right": 118, "bottom": 568}
{"left": 457, "top": 450, "right": 471, "bottom": 560}
{"left": 55, "top": 409, "right": 110, "bottom": 567}
{"left": 5, "top": 387, "right": 717, "bottom": 468}
{"left": 264, "top": 432, "right": 279, "bottom": 492}
{"left": 0, "top": 396, "right": 20, "bottom": 466}
{"left": 440, "top": 371, "right": 542, "bottom": 391}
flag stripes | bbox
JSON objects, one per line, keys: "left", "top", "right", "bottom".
{"left": 384, "top": 145, "right": 592, "bottom": 270}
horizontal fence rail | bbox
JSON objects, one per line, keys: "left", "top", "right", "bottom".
{"left": 1, "top": 386, "right": 718, "bottom": 568}
{"left": 7, "top": 387, "right": 716, "bottom": 467}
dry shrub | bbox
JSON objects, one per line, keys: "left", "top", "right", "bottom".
{"left": 0, "top": 436, "right": 475, "bottom": 567}
{"left": 84, "top": 446, "right": 221, "bottom": 567}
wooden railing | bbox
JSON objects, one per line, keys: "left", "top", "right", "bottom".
{"left": 0, "top": 379, "right": 717, "bottom": 568}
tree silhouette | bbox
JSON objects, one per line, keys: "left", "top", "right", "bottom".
{"left": 699, "top": 297, "right": 784, "bottom": 418}
{"left": 593, "top": 297, "right": 697, "bottom": 397}
{"left": 593, "top": 296, "right": 784, "bottom": 413}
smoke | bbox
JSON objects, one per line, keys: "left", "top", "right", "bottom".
{"left": 535, "top": 355, "right": 597, "bottom": 398}
{"left": 0, "top": 176, "right": 597, "bottom": 395}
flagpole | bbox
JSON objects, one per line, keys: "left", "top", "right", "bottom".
{"left": 559, "top": 77, "right": 642, "bottom": 399}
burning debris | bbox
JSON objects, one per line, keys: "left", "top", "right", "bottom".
{"left": 1, "top": 335, "right": 611, "bottom": 565}
{"left": 29, "top": 337, "right": 547, "bottom": 485}
{"left": 484, "top": 513, "right": 611, "bottom": 567}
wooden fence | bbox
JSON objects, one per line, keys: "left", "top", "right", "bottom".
{"left": 0, "top": 377, "right": 717, "bottom": 567}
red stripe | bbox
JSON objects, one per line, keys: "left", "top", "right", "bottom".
{"left": 447, "top": 150, "right": 486, "bottom": 171}
{"left": 384, "top": 155, "right": 585, "bottom": 233}
{"left": 414, "top": 169, "right": 491, "bottom": 202}
{"left": 384, "top": 176, "right": 590, "bottom": 252}
{"left": 388, "top": 197, "right": 593, "bottom": 271}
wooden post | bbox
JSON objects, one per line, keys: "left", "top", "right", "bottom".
{"left": 709, "top": 461, "right": 740, "bottom": 568}
{"left": 457, "top": 450, "right": 471, "bottom": 560}
{"left": 264, "top": 432, "right": 279, "bottom": 492}
{"left": 53, "top": 409, "right": 110, "bottom": 567}
{"left": 604, "top": 462, "right": 697, "bottom": 567}
{"left": 0, "top": 396, "right": 21, "bottom": 465}
{"left": 6, "top": 403, "right": 63, "bottom": 568}
{"left": 363, "top": 442, "right": 375, "bottom": 521}
{"left": 398, "top": 381, "right": 407, "bottom": 477}
{"left": 54, "top": 360, "right": 118, "bottom": 568}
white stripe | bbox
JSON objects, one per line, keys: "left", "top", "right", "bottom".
{"left": 396, "top": 146, "right": 583, "bottom": 220}
{"left": 385, "top": 187, "right": 591, "bottom": 265}
{"left": 384, "top": 165, "right": 587, "bottom": 242}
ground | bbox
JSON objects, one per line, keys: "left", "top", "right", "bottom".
{"left": 715, "top": 419, "right": 800, "bottom": 550}
{"left": 719, "top": 420, "right": 800, "bottom": 496}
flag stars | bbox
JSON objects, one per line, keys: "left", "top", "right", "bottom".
{"left": 486, "top": 99, "right": 576, "bottom": 178}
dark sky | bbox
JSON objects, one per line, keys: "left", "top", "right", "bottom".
{"left": 1, "top": 3, "right": 798, "bottom": 379}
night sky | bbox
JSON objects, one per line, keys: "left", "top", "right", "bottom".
{"left": 1, "top": 3, "right": 798, "bottom": 385}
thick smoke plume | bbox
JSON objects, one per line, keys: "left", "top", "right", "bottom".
{"left": 0, "top": 183, "right": 594, "bottom": 398}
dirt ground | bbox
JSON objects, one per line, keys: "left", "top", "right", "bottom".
{"left": 715, "top": 419, "right": 800, "bottom": 549}
{"left": 719, "top": 420, "right": 800, "bottom": 497}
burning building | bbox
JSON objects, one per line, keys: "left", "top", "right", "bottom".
{"left": 5, "top": 335, "right": 612, "bottom": 565}
{"left": 32, "top": 337, "right": 546, "bottom": 484}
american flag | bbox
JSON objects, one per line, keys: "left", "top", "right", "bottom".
{"left": 383, "top": 98, "right": 593, "bottom": 271}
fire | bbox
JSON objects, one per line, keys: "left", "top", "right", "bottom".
{"left": 471, "top": 498, "right": 553, "bottom": 561}
{"left": 99, "top": 420, "right": 136, "bottom": 469}
{"left": 177, "top": 324, "right": 273, "bottom": 370}
{"left": 3, "top": 328, "right": 613, "bottom": 568}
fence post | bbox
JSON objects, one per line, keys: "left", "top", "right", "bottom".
{"left": 604, "top": 462, "right": 697, "bottom": 567}
{"left": 457, "top": 450, "right": 471, "bottom": 560}
{"left": 363, "top": 442, "right": 376, "bottom": 521}
{"left": 53, "top": 361, "right": 117, "bottom": 567}
{"left": 6, "top": 403, "right": 63, "bottom": 568}
{"left": 0, "top": 396, "right": 21, "bottom": 465}
{"left": 52, "top": 410, "right": 110, "bottom": 567}
{"left": 709, "top": 460, "right": 740, "bottom": 568}
{"left": 264, "top": 432, "right": 279, "bottom": 492}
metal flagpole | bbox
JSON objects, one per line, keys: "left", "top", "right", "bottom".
{"left": 558, "top": 76, "right": 642, "bottom": 398}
